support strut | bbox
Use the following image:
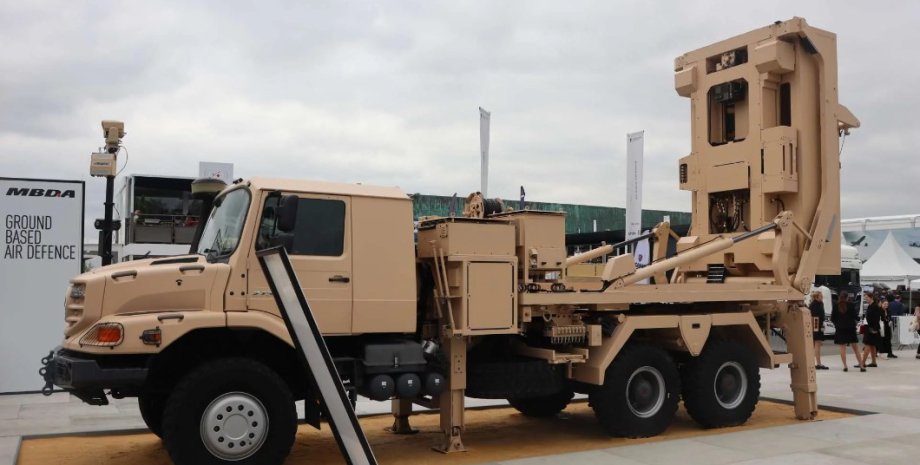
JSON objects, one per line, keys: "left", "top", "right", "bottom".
{"left": 434, "top": 334, "right": 467, "bottom": 453}
{"left": 390, "top": 398, "right": 418, "bottom": 434}
{"left": 781, "top": 304, "right": 818, "bottom": 420}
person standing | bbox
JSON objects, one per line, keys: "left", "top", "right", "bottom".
{"left": 860, "top": 292, "right": 880, "bottom": 368}
{"left": 809, "top": 291, "right": 829, "bottom": 370}
{"left": 889, "top": 294, "right": 906, "bottom": 316}
{"left": 879, "top": 299, "right": 897, "bottom": 359}
{"left": 833, "top": 291, "right": 864, "bottom": 372}
{"left": 876, "top": 297, "right": 898, "bottom": 359}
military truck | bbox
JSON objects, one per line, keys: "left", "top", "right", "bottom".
{"left": 41, "top": 17, "right": 859, "bottom": 465}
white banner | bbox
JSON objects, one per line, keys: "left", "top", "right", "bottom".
{"left": 479, "top": 107, "right": 491, "bottom": 197}
{"left": 0, "top": 178, "right": 84, "bottom": 392}
{"left": 198, "top": 161, "right": 234, "bottom": 181}
{"left": 897, "top": 316, "right": 920, "bottom": 346}
{"left": 634, "top": 233, "right": 650, "bottom": 267}
{"left": 626, "top": 131, "right": 644, "bottom": 240}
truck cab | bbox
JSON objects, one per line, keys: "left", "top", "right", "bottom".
{"left": 43, "top": 177, "right": 427, "bottom": 463}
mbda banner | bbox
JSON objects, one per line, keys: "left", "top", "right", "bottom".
{"left": 0, "top": 177, "right": 84, "bottom": 392}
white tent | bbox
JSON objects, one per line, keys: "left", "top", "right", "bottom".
{"left": 861, "top": 232, "right": 920, "bottom": 288}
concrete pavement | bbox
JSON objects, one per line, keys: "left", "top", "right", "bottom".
{"left": 3, "top": 342, "right": 919, "bottom": 465}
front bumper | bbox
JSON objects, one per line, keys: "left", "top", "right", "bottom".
{"left": 40, "top": 347, "right": 148, "bottom": 405}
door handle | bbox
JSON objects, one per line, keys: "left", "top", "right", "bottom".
{"left": 111, "top": 270, "right": 137, "bottom": 280}
{"left": 157, "top": 313, "right": 185, "bottom": 323}
{"left": 329, "top": 275, "right": 350, "bottom": 283}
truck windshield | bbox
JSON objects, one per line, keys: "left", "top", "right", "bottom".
{"left": 196, "top": 188, "right": 250, "bottom": 259}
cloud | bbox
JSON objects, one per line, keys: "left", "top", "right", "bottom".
{"left": 1, "top": 0, "right": 918, "bottom": 240}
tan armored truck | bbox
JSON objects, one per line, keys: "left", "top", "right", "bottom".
{"left": 41, "top": 17, "right": 859, "bottom": 465}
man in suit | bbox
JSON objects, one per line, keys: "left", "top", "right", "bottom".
{"left": 889, "top": 294, "right": 906, "bottom": 316}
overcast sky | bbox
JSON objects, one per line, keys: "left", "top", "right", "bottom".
{"left": 2, "top": 1, "right": 918, "bottom": 237}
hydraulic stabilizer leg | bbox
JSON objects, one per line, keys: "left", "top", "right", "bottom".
{"left": 783, "top": 305, "right": 818, "bottom": 420}
{"left": 436, "top": 389, "right": 466, "bottom": 453}
{"left": 434, "top": 334, "right": 467, "bottom": 453}
{"left": 390, "top": 398, "right": 418, "bottom": 434}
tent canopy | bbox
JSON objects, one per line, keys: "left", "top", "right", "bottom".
{"left": 861, "top": 232, "right": 920, "bottom": 285}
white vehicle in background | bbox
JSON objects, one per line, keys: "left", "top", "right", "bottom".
{"left": 808, "top": 245, "right": 863, "bottom": 336}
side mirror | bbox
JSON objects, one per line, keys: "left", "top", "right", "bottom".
{"left": 277, "top": 195, "right": 299, "bottom": 232}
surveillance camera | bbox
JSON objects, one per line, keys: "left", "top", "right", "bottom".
{"left": 101, "top": 120, "right": 125, "bottom": 150}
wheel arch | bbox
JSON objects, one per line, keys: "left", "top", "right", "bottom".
{"left": 146, "top": 326, "right": 308, "bottom": 399}
{"left": 572, "top": 312, "right": 776, "bottom": 385}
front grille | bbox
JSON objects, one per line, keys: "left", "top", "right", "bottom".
{"left": 65, "top": 303, "right": 84, "bottom": 329}
{"left": 63, "top": 282, "right": 87, "bottom": 337}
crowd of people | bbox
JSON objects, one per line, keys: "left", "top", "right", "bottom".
{"left": 811, "top": 290, "right": 920, "bottom": 372}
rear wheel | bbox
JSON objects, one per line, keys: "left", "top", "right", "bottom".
{"left": 508, "top": 390, "right": 574, "bottom": 417}
{"left": 682, "top": 340, "right": 760, "bottom": 428}
{"left": 162, "top": 358, "right": 297, "bottom": 465}
{"left": 589, "top": 344, "right": 680, "bottom": 437}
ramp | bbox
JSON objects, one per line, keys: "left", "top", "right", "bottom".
{"left": 257, "top": 246, "right": 378, "bottom": 465}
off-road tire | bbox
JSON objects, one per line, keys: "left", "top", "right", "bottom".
{"left": 138, "top": 390, "right": 168, "bottom": 438}
{"left": 589, "top": 344, "right": 680, "bottom": 437}
{"left": 681, "top": 340, "right": 760, "bottom": 428}
{"left": 161, "top": 358, "right": 297, "bottom": 465}
{"left": 466, "top": 358, "right": 565, "bottom": 399}
{"left": 508, "top": 390, "right": 574, "bottom": 417}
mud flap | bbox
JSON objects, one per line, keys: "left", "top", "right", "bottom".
{"left": 257, "top": 246, "right": 378, "bottom": 465}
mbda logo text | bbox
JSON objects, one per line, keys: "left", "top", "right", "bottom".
{"left": 6, "top": 187, "right": 76, "bottom": 198}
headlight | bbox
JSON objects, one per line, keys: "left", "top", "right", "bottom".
{"left": 80, "top": 323, "right": 124, "bottom": 347}
{"left": 70, "top": 283, "right": 86, "bottom": 299}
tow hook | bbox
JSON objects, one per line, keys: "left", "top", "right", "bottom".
{"left": 39, "top": 350, "right": 55, "bottom": 396}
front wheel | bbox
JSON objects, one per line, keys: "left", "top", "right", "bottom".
{"left": 138, "top": 390, "right": 168, "bottom": 438}
{"left": 681, "top": 340, "right": 760, "bottom": 428}
{"left": 589, "top": 344, "right": 680, "bottom": 437}
{"left": 162, "top": 358, "right": 297, "bottom": 465}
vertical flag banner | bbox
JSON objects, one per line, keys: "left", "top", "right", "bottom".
{"left": 626, "top": 131, "right": 644, "bottom": 240}
{"left": 479, "top": 107, "right": 491, "bottom": 197}
{"left": 626, "top": 131, "right": 649, "bottom": 280}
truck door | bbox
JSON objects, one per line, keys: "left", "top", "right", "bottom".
{"left": 247, "top": 193, "right": 353, "bottom": 334}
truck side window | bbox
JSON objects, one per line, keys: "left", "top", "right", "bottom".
{"left": 291, "top": 199, "right": 346, "bottom": 256}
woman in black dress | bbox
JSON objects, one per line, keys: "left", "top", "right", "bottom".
{"left": 880, "top": 299, "right": 896, "bottom": 359}
{"left": 809, "top": 291, "right": 828, "bottom": 370}
{"left": 832, "top": 291, "right": 863, "bottom": 372}
{"left": 860, "top": 292, "right": 880, "bottom": 368}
